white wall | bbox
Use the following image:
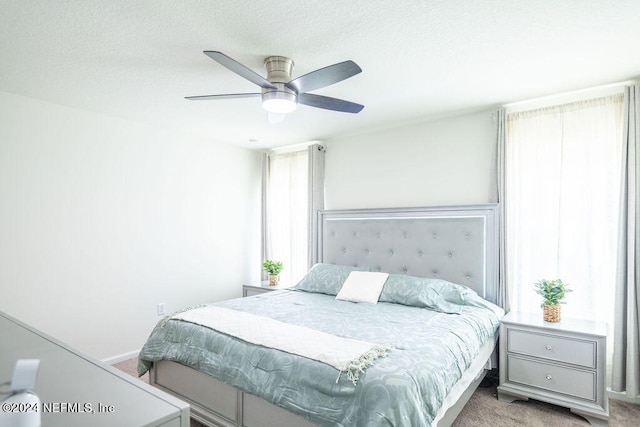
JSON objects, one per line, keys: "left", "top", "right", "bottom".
{"left": 0, "top": 91, "right": 262, "bottom": 360}
{"left": 324, "top": 110, "right": 498, "bottom": 209}
{"left": 0, "top": 95, "right": 497, "bottom": 360}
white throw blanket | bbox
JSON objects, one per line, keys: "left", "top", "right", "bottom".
{"left": 171, "top": 306, "right": 389, "bottom": 385}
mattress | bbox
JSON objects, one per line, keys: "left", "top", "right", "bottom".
{"left": 139, "top": 278, "right": 503, "bottom": 426}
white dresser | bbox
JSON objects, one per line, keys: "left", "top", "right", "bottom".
{"left": 497, "top": 311, "right": 608, "bottom": 426}
{"left": 0, "top": 311, "right": 189, "bottom": 426}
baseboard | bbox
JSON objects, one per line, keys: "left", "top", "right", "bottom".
{"left": 102, "top": 349, "right": 140, "bottom": 365}
{"left": 608, "top": 388, "right": 640, "bottom": 404}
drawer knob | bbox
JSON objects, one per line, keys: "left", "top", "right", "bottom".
{"left": 545, "top": 345, "right": 552, "bottom": 350}
{"left": 546, "top": 374, "right": 553, "bottom": 381}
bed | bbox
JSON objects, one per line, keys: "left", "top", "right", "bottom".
{"left": 138, "top": 204, "right": 503, "bottom": 427}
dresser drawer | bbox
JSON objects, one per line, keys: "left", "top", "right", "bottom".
{"left": 507, "top": 355, "right": 596, "bottom": 401}
{"left": 507, "top": 328, "right": 596, "bottom": 368}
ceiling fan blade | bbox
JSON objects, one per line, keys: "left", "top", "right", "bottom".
{"left": 185, "top": 93, "right": 261, "bottom": 101}
{"left": 297, "top": 93, "right": 364, "bottom": 113}
{"left": 286, "top": 60, "right": 362, "bottom": 94}
{"left": 204, "top": 51, "right": 276, "bottom": 89}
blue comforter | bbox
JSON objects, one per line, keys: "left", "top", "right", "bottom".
{"left": 139, "top": 286, "right": 502, "bottom": 426}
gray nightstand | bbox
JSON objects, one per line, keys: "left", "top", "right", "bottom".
{"left": 497, "top": 311, "right": 608, "bottom": 426}
{"left": 243, "top": 281, "right": 292, "bottom": 297}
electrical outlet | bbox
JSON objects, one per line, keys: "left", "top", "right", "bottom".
{"left": 157, "top": 303, "right": 166, "bottom": 316}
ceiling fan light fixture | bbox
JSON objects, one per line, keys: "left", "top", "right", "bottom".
{"left": 262, "top": 90, "right": 297, "bottom": 114}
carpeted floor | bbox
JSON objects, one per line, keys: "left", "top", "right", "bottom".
{"left": 114, "top": 358, "right": 640, "bottom": 426}
{"left": 452, "top": 374, "right": 640, "bottom": 427}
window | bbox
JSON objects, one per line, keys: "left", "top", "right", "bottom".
{"left": 263, "top": 144, "right": 325, "bottom": 284}
{"left": 505, "top": 94, "right": 625, "bottom": 328}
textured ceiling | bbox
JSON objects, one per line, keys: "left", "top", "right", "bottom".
{"left": 2, "top": 0, "right": 640, "bottom": 149}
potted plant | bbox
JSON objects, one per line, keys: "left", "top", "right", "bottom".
{"left": 533, "top": 278, "right": 571, "bottom": 322}
{"left": 262, "top": 260, "right": 284, "bottom": 286}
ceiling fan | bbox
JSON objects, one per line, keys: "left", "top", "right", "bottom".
{"left": 186, "top": 51, "right": 364, "bottom": 115}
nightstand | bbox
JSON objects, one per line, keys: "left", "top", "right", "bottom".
{"left": 243, "top": 281, "right": 292, "bottom": 297}
{"left": 497, "top": 311, "right": 608, "bottom": 426}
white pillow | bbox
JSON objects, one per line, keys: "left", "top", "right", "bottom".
{"left": 335, "top": 271, "right": 390, "bottom": 304}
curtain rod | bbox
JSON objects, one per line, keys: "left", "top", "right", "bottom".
{"left": 504, "top": 80, "right": 636, "bottom": 113}
{"left": 268, "top": 140, "right": 324, "bottom": 154}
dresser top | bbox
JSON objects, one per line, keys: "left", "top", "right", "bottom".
{"left": 502, "top": 311, "right": 607, "bottom": 337}
{"left": 0, "top": 311, "right": 188, "bottom": 426}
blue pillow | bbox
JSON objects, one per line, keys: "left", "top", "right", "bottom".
{"left": 292, "top": 263, "right": 369, "bottom": 296}
{"left": 379, "top": 274, "right": 475, "bottom": 314}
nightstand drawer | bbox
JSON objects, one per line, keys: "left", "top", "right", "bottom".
{"left": 243, "top": 282, "right": 291, "bottom": 297}
{"left": 508, "top": 329, "right": 596, "bottom": 368}
{"left": 244, "top": 287, "right": 271, "bottom": 297}
{"left": 507, "top": 355, "right": 596, "bottom": 401}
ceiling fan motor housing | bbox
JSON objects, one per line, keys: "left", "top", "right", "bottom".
{"left": 264, "top": 56, "right": 294, "bottom": 83}
{"left": 262, "top": 56, "right": 297, "bottom": 109}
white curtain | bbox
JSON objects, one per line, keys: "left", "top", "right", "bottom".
{"left": 260, "top": 152, "right": 270, "bottom": 281}
{"left": 496, "top": 108, "right": 510, "bottom": 312}
{"left": 265, "top": 149, "right": 309, "bottom": 284}
{"left": 263, "top": 144, "right": 325, "bottom": 285}
{"left": 307, "top": 144, "right": 326, "bottom": 268}
{"left": 505, "top": 95, "right": 625, "bottom": 327}
{"left": 612, "top": 85, "right": 640, "bottom": 400}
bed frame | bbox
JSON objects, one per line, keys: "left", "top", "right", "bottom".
{"left": 149, "top": 204, "right": 500, "bottom": 427}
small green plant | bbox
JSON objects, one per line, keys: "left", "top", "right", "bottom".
{"left": 262, "top": 260, "right": 284, "bottom": 276}
{"left": 534, "top": 279, "right": 571, "bottom": 307}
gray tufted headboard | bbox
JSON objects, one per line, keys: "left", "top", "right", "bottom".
{"left": 316, "top": 204, "right": 499, "bottom": 304}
